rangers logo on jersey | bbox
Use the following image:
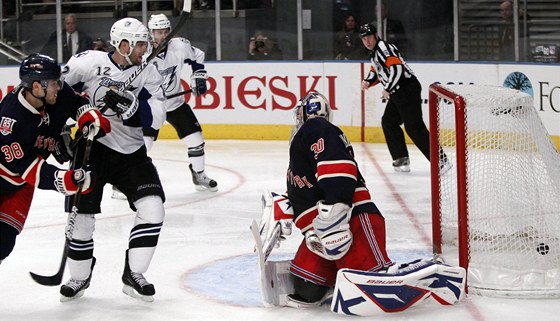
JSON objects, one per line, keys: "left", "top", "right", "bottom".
{"left": 0, "top": 117, "right": 17, "bottom": 135}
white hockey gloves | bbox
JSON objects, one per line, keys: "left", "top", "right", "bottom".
{"left": 76, "top": 104, "right": 111, "bottom": 139}
{"left": 103, "top": 88, "right": 138, "bottom": 120}
{"left": 306, "top": 201, "right": 353, "bottom": 260}
{"left": 190, "top": 69, "right": 208, "bottom": 96}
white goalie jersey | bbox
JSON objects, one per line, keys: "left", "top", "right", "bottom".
{"left": 62, "top": 50, "right": 165, "bottom": 154}
{"left": 150, "top": 37, "right": 205, "bottom": 112}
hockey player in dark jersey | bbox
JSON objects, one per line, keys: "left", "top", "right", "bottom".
{"left": 0, "top": 53, "right": 110, "bottom": 265}
{"left": 285, "top": 91, "right": 394, "bottom": 306}
{"left": 360, "top": 23, "right": 432, "bottom": 173}
{"left": 255, "top": 92, "right": 466, "bottom": 314}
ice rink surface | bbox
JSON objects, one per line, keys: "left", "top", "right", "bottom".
{"left": 0, "top": 140, "right": 557, "bottom": 321}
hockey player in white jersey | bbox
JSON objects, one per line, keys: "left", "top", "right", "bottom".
{"left": 144, "top": 13, "right": 217, "bottom": 192}
{"left": 59, "top": 17, "right": 166, "bottom": 302}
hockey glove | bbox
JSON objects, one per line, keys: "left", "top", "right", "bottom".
{"left": 307, "top": 201, "right": 353, "bottom": 260}
{"left": 76, "top": 104, "right": 111, "bottom": 139}
{"left": 53, "top": 125, "right": 74, "bottom": 164}
{"left": 190, "top": 69, "right": 208, "bottom": 96}
{"left": 103, "top": 88, "right": 138, "bottom": 120}
{"left": 54, "top": 164, "right": 94, "bottom": 196}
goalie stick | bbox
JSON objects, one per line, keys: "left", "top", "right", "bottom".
{"left": 251, "top": 219, "right": 295, "bottom": 307}
{"left": 29, "top": 132, "right": 95, "bottom": 286}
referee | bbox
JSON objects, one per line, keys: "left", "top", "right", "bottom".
{"left": 360, "top": 23, "right": 431, "bottom": 172}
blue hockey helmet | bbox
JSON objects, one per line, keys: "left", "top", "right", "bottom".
{"left": 19, "top": 53, "right": 61, "bottom": 89}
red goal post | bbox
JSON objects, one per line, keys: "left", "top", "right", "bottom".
{"left": 428, "top": 83, "right": 560, "bottom": 297}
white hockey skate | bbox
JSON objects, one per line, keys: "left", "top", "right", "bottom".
{"left": 189, "top": 164, "right": 218, "bottom": 192}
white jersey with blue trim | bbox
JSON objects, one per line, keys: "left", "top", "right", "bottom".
{"left": 151, "top": 37, "right": 205, "bottom": 112}
{"left": 63, "top": 50, "right": 165, "bottom": 154}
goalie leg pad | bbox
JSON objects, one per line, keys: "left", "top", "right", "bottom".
{"left": 330, "top": 259, "right": 466, "bottom": 316}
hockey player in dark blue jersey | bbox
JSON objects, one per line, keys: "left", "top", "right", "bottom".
{"left": 0, "top": 53, "right": 110, "bottom": 265}
{"left": 286, "top": 91, "right": 394, "bottom": 305}
{"left": 255, "top": 92, "right": 466, "bottom": 315}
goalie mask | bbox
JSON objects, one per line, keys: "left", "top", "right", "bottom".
{"left": 290, "top": 91, "right": 332, "bottom": 145}
{"left": 110, "top": 18, "right": 149, "bottom": 60}
{"left": 294, "top": 91, "right": 333, "bottom": 125}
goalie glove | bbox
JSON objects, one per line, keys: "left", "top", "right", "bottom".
{"left": 259, "top": 190, "right": 294, "bottom": 250}
{"left": 76, "top": 104, "right": 111, "bottom": 139}
{"left": 103, "top": 88, "right": 138, "bottom": 120}
{"left": 190, "top": 69, "right": 208, "bottom": 96}
{"left": 306, "top": 201, "right": 353, "bottom": 260}
{"left": 54, "top": 164, "right": 94, "bottom": 196}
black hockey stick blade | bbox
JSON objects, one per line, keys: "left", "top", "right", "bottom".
{"left": 29, "top": 239, "right": 69, "bottom": 286}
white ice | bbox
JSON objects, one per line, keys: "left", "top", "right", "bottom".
{"left": 0, "top": 140, "right": 557, "bottom": 321}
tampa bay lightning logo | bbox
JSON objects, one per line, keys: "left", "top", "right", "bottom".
{"left": 159, "top": 66, "right": 179, "bottom": 93}
{"left": 503, "top": 72, "right": 533, "bottom": 96}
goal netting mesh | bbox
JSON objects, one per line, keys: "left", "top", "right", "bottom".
{"left": 431, "top": 84, "right": 560, "bottom": 297}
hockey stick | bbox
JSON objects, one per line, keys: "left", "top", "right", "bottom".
{"left": 121, "top": 0, "right": 192, "bottom": 91}
{"left": 29, "top": 133, "right": 95, "bottom": 286}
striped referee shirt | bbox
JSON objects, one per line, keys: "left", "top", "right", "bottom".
{"left": 364, "top": 39, "right": 415, "bottom": 94}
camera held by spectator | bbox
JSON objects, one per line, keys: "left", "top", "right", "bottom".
{"left": 248, "top": 31, "right": 282, "bottom": 60}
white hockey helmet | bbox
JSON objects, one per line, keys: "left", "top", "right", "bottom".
{"left": 148, "top": 14, "right": 171, "bottom": 31}
{"left": 295, "top": 91, "right": 333, "bottom": 124}
{"left": 110, "top": 17, "right": 149, "bottom": 50}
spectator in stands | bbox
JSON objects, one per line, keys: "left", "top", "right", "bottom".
{"left": 41, "top": 13, "right": 92, "bottom": 63}
{"left": 248, "top": 31, "right": 283, "bottom": 60}
{"left": 498, "top": 0, "right": 530, "bottom": 61}
{"left": 373, "top": 2, "right": 408, "bottom": 56}
{"left": 334, "top": 13, "right": 365, "bottom": 60}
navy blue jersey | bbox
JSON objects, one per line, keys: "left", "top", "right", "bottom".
{"left": 0, "top": 83, "right": 89, "bottom": 192}
{"left": 287, "top": 118, "right": 380, "bottom": 233}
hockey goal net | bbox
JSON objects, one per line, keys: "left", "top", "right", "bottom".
{"left": 429, "top": 84, "right": 560, "bottom": 297}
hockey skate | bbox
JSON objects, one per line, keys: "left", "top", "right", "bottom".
{"left": 60, "top": 257, "right": 96, "bottom": 302}
{"left": 189, "top": 164, "right": 218, "bottom": 192}
{"left": 111, "top": 185, "right": 127, "bottom": 200}
{"left": 122, "top": 251, "right": 155, "bottom": 302}
{"left": 392, "top": 156, "right": 410, "bottom": 172}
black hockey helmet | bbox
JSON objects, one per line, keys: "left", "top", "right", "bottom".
{"left": 359, "top": 23, "right": 377, "bottom": 38}
{"left": 19, "top": 53, "right": 61, "bottom": 89}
